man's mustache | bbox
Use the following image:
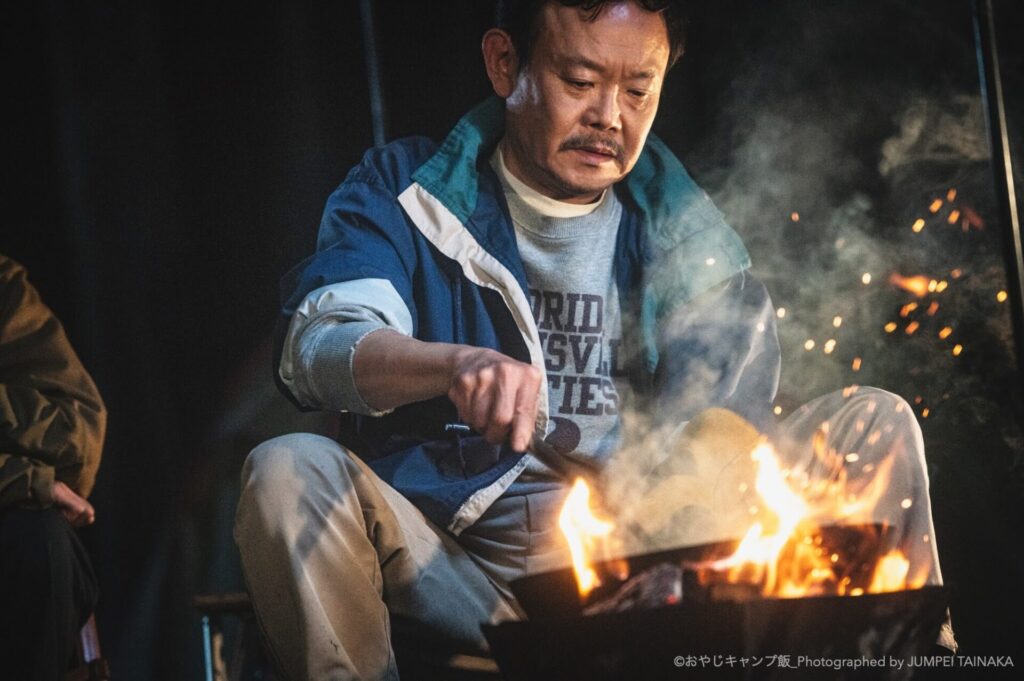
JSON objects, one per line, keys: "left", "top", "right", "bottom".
{"left": 559, "top": 135, "right": 625, "bottom": 163}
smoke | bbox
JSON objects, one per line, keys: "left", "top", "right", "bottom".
{"left": 880, "top": 94, "right": 989, "bottom": 176}
{"left": 598, "top": 0, "right": 1023, "bottom": 554}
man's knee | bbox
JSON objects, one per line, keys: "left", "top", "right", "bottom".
{"left": 236, "top": 433, "right": 364, "bottom": 541}
{"left": 242, "top": 433, "right": 359, "bottom": 495}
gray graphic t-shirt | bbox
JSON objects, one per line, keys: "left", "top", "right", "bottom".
{"left": 491, "top": 150, "right": 632, "bottom": 484}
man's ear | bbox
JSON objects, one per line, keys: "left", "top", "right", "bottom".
{"left": 481, "top": 29, "right": 519, "bottom": 98}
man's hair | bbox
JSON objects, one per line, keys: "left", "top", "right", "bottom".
{"left": 495, "top": 0, "right": 687, "bottom": 70}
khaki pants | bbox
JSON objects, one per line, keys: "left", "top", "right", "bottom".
{"left": 234, "top": 432, "right": 568, "bottom": 681}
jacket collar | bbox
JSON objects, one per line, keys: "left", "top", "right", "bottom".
{"left": 412, "top": 97, "right": 748, "bottom": 258}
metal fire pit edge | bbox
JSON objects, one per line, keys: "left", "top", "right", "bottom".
{"left": 483, "top": 586, "right": 948, "bottom": 680}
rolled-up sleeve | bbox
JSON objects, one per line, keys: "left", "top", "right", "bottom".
{"left": 276, "top": 163, "right": 419, "bottom": 415}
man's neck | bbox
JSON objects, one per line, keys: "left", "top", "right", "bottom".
{"left": 494, "top": 144, "right": 605, "bottom": 219}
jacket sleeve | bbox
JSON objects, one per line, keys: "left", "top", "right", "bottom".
{"left": 276, "top": 162, "right": 419, "bottom": 414}
{"left": 654, "top": 270, "right": 781, "bottom": 433}
{"left": 0, "top": 255, "right": 107, "bottom": 509}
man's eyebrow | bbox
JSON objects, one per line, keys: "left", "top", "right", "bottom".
{"left": 628, "top": 68, "right": 658, "bottom": 81}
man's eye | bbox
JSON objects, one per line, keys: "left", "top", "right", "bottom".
{"left": 629, "top": 90, "right": 651, "bottom": 99}
{"left": 566, "top": 79, "right": 592, "bottom": 89}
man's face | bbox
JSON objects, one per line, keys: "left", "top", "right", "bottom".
{"left": 502, "top": 2, "right": 671, "bottom": 203}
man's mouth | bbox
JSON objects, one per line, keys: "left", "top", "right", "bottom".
{"left": 569, "top": 145, "right": 619, "bottom": 165}
{"left": 560, "top": 136, "right": 624, "bottom": 165}
{"left": 577, "top": 144, "right": 614, "bottom": 157}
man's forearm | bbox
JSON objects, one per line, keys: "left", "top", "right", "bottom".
{"left": 352, "top": 329, "right": 542, "bottom": 451}
{"left": 352, "top": 329, "right": 462, "bottom": 412}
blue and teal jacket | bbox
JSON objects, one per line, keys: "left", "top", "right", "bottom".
{"left": 275, "top": 98, "right": 780, "bottom": 533}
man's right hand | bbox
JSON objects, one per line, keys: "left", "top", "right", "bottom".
{"left": 52, "top": 481, "right": 96, "bottom": 527}
{"left": 447, "top": 346, "right": 543, "bottom": 452}
{"left": 352, "top": 330, "right": 543, "bottom": 452}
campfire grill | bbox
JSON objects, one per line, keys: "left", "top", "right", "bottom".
{"left": 483, "top": 531, "right": 949, "bottom": 680}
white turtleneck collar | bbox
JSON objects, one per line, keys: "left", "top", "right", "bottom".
{"left": 492, "top": 146, "right": 607, "bottom": 219}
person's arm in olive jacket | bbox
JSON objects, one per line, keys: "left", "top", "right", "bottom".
{"left": 0, "top": 255, "right": 106, "bottom": 509}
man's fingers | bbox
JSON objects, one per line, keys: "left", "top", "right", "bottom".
{"left": 510, "top": 368, "right": 542, "bottom": 452}
{"left": 484, "top": 368, "right": 518, "bottom": 444}
{"left": 448, "top": 351, "right": 542, "bottom": 449}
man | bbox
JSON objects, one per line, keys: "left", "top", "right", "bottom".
{"left": 0, "top": 254, "right": 105, "bottom": 680}
{"left": 236, "top": 2, "right": 953, "bottom": 679}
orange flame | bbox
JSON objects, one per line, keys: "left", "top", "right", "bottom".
{"left": 559, "top": 478, "right": 614, "bottom": 598}
{"left": 870, "top": 550, "right": 927, "bottom": 593}
{"left": 560, "top": 427, "right": 926, "bottom": 602}
{"left": 702, "top": 440, "right": 921, "bottom": 599}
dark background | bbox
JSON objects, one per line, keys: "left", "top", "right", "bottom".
{"left": 3, "top": 1, "right": 1023, "bottom": 677}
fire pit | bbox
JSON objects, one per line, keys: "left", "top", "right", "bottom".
{"left": 483, "top": 534, "right": 949, "bottom": 680}
{"left": 484, "top": 415, "right": 951, "bottom": 679}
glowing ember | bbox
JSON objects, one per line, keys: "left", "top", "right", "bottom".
{"left": 911, "top": 218, "right": 925, "bottom": 233}
{"left": 777, "top": 307, "right": 787, "bottom": 319}
{"left": 962, "top": 207, "right": 985, "bottom": 230}
{"left": 938, "top": 327, "right": 953, "bottom": 339}
{"left": 950, "top": 268, "right": 963, "bottom": 278}
{"left": 928, "top": 199, "right": 943, "bottom": 213}
{"left": 833, "top": 316, "right": 843, "bottom": 328}
{"left": 935, "top": 280, "right": 948, "bottom": 292}
{"left": 791, "top": 212, "right": 800, "bottom": 222}
{"left": 804, "top": 339, "right": 816, "bottom": 351}
{"left": 559, "top": 478, "right": 614, "bottom": 598}
{"left": 861, "top": 273, "right": 872, "bottom": 285}
{"left": 926, "top": 301, "right": 939, "bottom": 316}
{"left": 899, "top": 302, "right": 918, "bottom": 318}
{"left": 947, "top": 210, "right": 961, "bottom": 225}
{"left": 997, "top": 290, "right": 1008, "bottom": 303}
{"left": 904, "top": 321, "right": 919, "bottom": 335}
{"left": 946, "top": 188, "right": 957, "bottom": 201}
{"left": 952, "top": 344, "right": 963, "bottom": 356}
{"left": 851, "top": 357, "right": 862, "bottom": 372}
{"left": 774, "top": 405, "right": 783, "bottom": 416}
{"left": 921, "top": 408, "right": 930, "bottom": 419}
{"left": 884, "top": 322, "right": 897, "bottom": 333}
{"left": 888, "top": 273, "right": 930, "bottom": 298}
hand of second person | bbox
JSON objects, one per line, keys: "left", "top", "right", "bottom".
{"left": 448, "top": 346, "right": 542, "bottom": 452}
{"left": 52, "top": 481, "right": 96, "bottom": 528}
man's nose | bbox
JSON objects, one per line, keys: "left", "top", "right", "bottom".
{"left": 584, "top": 86, "right": 621, "bottom": 131}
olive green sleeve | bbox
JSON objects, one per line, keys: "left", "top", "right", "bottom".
{"left": 0, "top": 255, "right": 106, "bottom": 510}
{"left": 0, "top": 453, "right": 55, "bottom": 508}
